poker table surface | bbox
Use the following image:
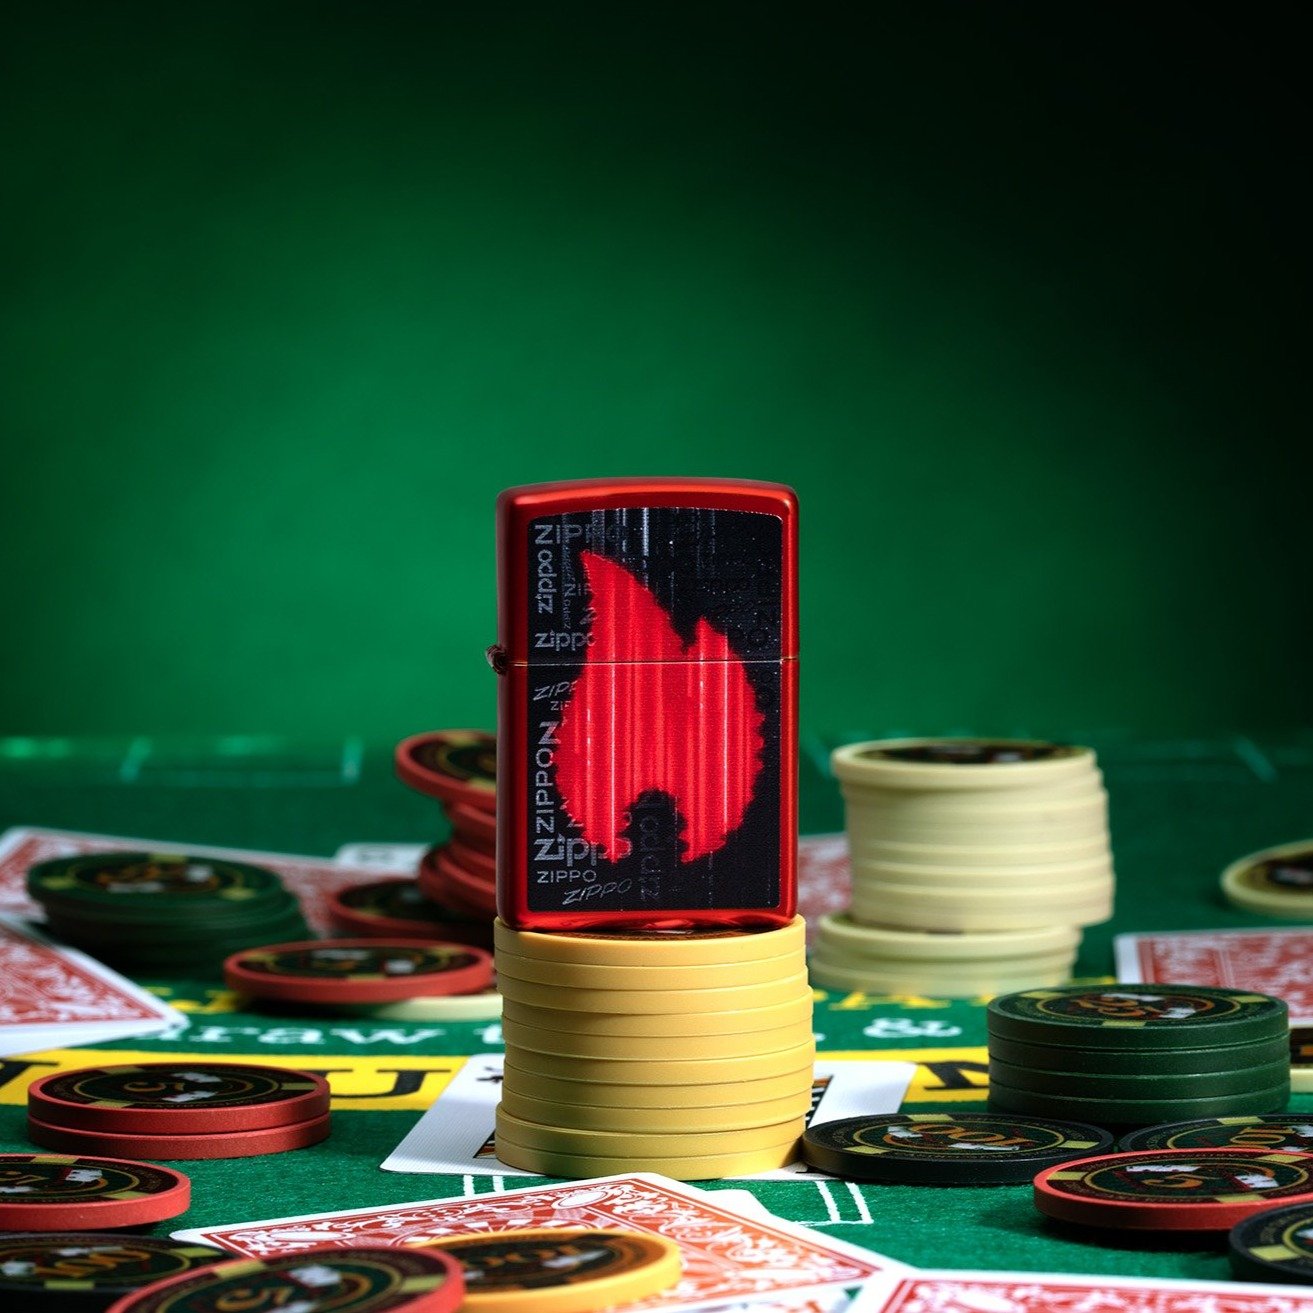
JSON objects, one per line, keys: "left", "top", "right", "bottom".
{"left": 1, "top": 731, "right": 1311, "bottom": 1283}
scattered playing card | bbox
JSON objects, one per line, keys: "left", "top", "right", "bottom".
{"left": 335, "top": 842, "right": 427, "bottom": 873}
{"left": 380, "top": 1053, "right": 916, "bottom": 1180}
{"left": 1116, "top": 926, "right": 1313, "bottom": 1025}
{"left": 0, "top": 826, "right": 380, "bottom": 934}
{"left": 173, "top": 1171, "right": 907, "bottom": 1313}
{"left": 0, "top": 915, "right": 186, "bottom": 1056}
{"left": 846, "top": 1269, "right": 1313, "bottom": 1312}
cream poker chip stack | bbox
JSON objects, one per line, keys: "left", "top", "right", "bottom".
{"left": 815, "top": 739, "right": 1114, "bottom": 998}
{"left": 493, "top": 917, "right": 814, "bottom": 1179}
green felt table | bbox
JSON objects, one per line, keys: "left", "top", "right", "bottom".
{"left": 1, "top": 731, "right": 1311, "bottom": 1283}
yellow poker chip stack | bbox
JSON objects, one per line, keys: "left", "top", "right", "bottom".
{"left": 818, "top": 739, "right": 1115, "bottom": 998}
{"left": 493, "top": 917, "right": 814, "bottom": 1180}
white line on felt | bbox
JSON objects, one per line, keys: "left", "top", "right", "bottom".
{"left": 845, "top": 1181, "right": 873, "bottom": 1224}
{"left": 1234, "top": 736, "right": 1277, "bottom": 783}
{"left": 814, "top": 1179, "right": 842, "bottom": 1223}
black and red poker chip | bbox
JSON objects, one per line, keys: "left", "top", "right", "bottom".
{"left": 395, "top": 730, "right": 496, "bottom": 810}
{"left": 223, "top": 938, "right": 495, "bottom": 1005}
{"left": 25, "top": 1062, "right": 334, "bottom": 1163}
{"left": 103, "top": 1244, "right": 465, "bottom": 1313}
{"left": 329, "top": 878, "right": 493, "bottom": 948}
{"left": 419, "top": 845, "right": 497, "bottom": 919}
{"left": 0, "top": 1231, "right": 227, "bottom": 1309}
{"left": 1034, "top": 1147, "right": 1313, "bottom": 1232}
{"left": 0, "top": 1153, "right": 191, "bottom": 1231}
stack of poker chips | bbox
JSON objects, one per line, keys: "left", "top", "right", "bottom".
{"left": 815, "top": 738, "right": 1114, "bottom": 997}
{"left": 26, "top": 852, "right": 309, "bottom": 975}
{"left": 493, "top": 918, "right": 815, "bottom": 1180}
{"left": 396, "top": 729, "right": 499, "bottom": 926}
{"left": 224, "top": 937, "right": 502, "bottom": 1021}
{"left": 987, "top": 983, "right": 1291, "bottom": 1127}
{"left": 25, "top": 1061, "right": 331, "bottom": 1161}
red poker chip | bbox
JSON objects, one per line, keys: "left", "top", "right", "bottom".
{"left": 224, "top": 938, "right": 495, "bottom": 1004}
{"left": 29, "top": 1063, "right": 330, "bottom": 1135}
{"left": 417, "top": 851, "right": 495, "bottom": 921}
{"left": 0, "top": 1153, "right": 190, "bottom": 1231}
{"left": 449, "top": 838, "right": 495, "bottom": 882}
{"left": 1034, "top": 1147, "right": 1313, "bottom": 1232}
{"left": 329, "top": 880, "right": 493, "bottom": 948}
{"left": 449, "top": 799, "right": 496, "bottom": 846}
{"left": 395, "top": 730, "right": 496, "bottom": 808}
{"left": 28, "top": 1110, "right": 332, "bottom": 1160}
{"left": 103, "top": 1244, "right": 466, "bottom": 1313}
{"left": 431, "top": 847, "right": 496, "bottom": 917}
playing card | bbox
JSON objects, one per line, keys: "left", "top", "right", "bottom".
{"left": 1116, "top": 926, "right": 1313, "bottom": 1026}
{"left": 0, "top": 826, "right": 379, "bottom": 934}
{"left": 335, "top": 842, "right": 427, "bottom": 873}
{"left": 798, "top": 833, "right": 851, "bottom": 947}
{"left": 172, "top": 1172, "right": 906, "bottom": 1313}
{"left": 380, "top": 1053, "right": 915, "bottom": 1180}
{"left": 846, "top": 1269, "right": 1313, "bottom": 1312}
{"left": 0, "top": 915, "right": 185, "bottom": 1056}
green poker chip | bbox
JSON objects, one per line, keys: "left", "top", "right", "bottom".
{"left": 28, "top": 852, "right": 288, "bottom": 917}
{"left": 988, "top": 1054, "right": 1293, "bottom": 1100}
{"left": 988, "top": 1076, "right": 1290, "bottom": 1127}
{"left": 986, "top": 1032, "right": 1293, "bottom": 1076}
{"left": 1230, "top": 1201, "right": 1313, "bottom": 1284}
{"left": 800, "top": 1112, "right": 1113, "bottom": 1184}
{"left": 987, "top": 985, "right": 1289, "bottom": 1051}
{"left": 1119, "top": 1115, "right": 1313, "bottom": 1155}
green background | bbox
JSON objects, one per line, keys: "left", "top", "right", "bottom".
{"left": 2, "top": 2, "right": 1308, "bottom": 746}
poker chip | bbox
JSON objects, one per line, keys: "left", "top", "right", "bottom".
{"left": 988, "top": 1054, "right": 1292, "bottom": 1101}
{"left": 500, "top": 1041, "right": 815, "bottom": 1088}
{"left": 492, "top": 1131, "right": 800, "bottom": 1181}
{"left": 499, "top": 994, "right": 812, "bottom": 1037}
{"left": 831, "top": 739, "right": 1097, "bottom": 790}
{"left": 1033, "top": 1148, "right": 1313, "bottom": 1232}
{"left": 497, "top": 969, "right": 810, "bottom": 1014}
{"left": 223, "top": 938, "right": 495, "bottom": 1004}
{"left": 495, "top": 915, "right": 805, "bottom": 967}
{"left": 103, "top": 1245, "right": 465, "bottom": 1313}
{"left": 810, "top": 952, "right": 1075, "bottom": 998}
{"left": 496, "top": 1106, "right": 805, "bottom": 1158}
{"left": 494, "top": 946, "right": 800, "bottom": 991}
{"left": 26, "top": 852, "right": 309, "bottom": 974}
{"left": 419, "top": 845, "right": 497, "bottom": 919}
{"left": 1118, "top": 1116, "right": 1313, "bottom": 1154}
{"left": 0, "top": 1233, "right": 227, "bottom": 1311}
{"left": 498, "top": 1086, "right": 812, "bottom": 1134}
{"left": 800, "top": 1113, "right": 1112, "bottom": 1184}
{"left": 0, "top": 1154, "right": 190, "bottom": 1231}
{"left": 395, "top": 729, "right": 497, "bottom": 809}
{"left": 988, "top": 1077, "right": 1291, "bottom": 1126}
{"left": 987, "top": 1032, "right": 1293, "bottom": 1076}
{"left": 28, "top": 1110, "right": 332, "bottom": 1160}
{"left": 330, "top": 879, "right": 493, "bottom": 947}
{"left": 417, "top": 1228, "right": 681, "bottom": 1313}
{"left": 500, "top": 1016, "right": 808, "bottom": 1061}
{"left": 500, "top": 1061, "right": 815, "bottom": 1109}
{"left": 449, "top": 838, "right": 495, "bottom": 882}
{"left": 28, "top": 1063, "right": 330, "bottom": 1134}
{"left": 986, "top": 985, "right": 1290, "bottom": 1051}
{"left": 1229, "top": 1201, "right": 1313, "bottom": 1284}
{"left": 849, "top": 881, "right": 1112, "bottom": 934}
{"left": 448, "top": 800, "right": 496, "bottom": 848}
{"left": 1222, "top": 840, "right": 1313, "bottom": 917}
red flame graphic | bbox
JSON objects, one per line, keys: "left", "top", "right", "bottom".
{"left": 553, "top": 551, "right": 765, "bottom": 863}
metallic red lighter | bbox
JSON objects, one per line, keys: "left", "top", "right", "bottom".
{"left": 493, "top": 477, "right": 798, "bottom": 932}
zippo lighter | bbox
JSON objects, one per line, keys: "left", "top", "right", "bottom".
{"left": 493, "top": 477, "right": 798, "bottom": 931}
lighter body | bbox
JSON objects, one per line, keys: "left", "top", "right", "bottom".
{"left": 494, "top": 477, "right": 798, "bottom": 931}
